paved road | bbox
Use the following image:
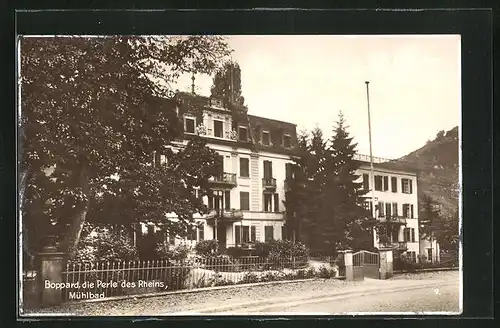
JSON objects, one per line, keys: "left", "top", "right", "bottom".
{"left": 246, "top": 281, "right": 460, "bottom": 314}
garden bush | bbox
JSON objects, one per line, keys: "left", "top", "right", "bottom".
{"left": 238, "top": 272, "right": 259, "bottom": 284}
{"left": 194, "top": 240, "right": 219, "bottom": 256}
{"left": 74, "top": 224, "right": 138, "bottom": 262}
{"left": 155, "top": 242, "right": 191, "bottom": 262}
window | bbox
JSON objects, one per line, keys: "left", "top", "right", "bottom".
{"left": 240, "top": 192, "right": 250, "bottom": 210}
{"left": 385, "top": 203, "right": 392, "bottom": 217}
{"left": 411, "top": 228, "right": 416, "bottom": 242}
{"left": 392, "top": 203, "right": 398, "bottom": 216}
{"left": 383, "top": 176, "right": 389, "bottom": 191}
{"left": 274, "top": 193, "right": 279, "bottom": 212}
{"left": 207, "top": 194, "right": 213, "bottom": 210}
{"left": 187, "top": 226, "right": 197, "bottom": 241}
{"left": 391, "top": 177, "right": 397, "bottom": 192}
{"left": 404, "top": 228, "right": 411, "bottom": 242}
{"left": 264, "top": 193, "right": 272, "bottom": 212}
{"left": 251, "top": 226, "right": 256, "bottom": 242}
{"left": 235, "top": 226, "right": 240, "bottom": 244}
{"left": 185, "top": 117, "right": 195, "bottom": 134}
{"left": 402, "top": 204, "right": 410, "bottom": 218}
{"left": 284, "top": 135, "right": 291, "bottom": 148}
{"left": 378, "top": 201, "right": 385, "bottom": 217}
{"left": 262, "top": 131, "right": 270, "bottom": 146}
{"left": 427, "top": 248, "right": 432, "bottom": 261}
{"left": 374, "top": 175, "right": 383, "bottom": 191}
{"left": 224, "top": 190, "right": 231, "bottom": 210}
{"left": 281, "top": 226, "right": 286, "bottom": 240}
{"left": 408, "top": 251, "right": 416, "bottom": 263}
{"left": 198, "top": 225, "right": 204, "bottom": 241}
{"left": 363, "top": 174, "right": 369, "bottom": 190}
{"left": 402, "top": 178, "right": 413, "bottom": 194}
{"left": 240, "top": 158, "right": 249, "bottom": 177}
{"left": 239, "top": 126, "right": 248, "bottom": 142}
{"left": 265, "top": 226, "right": 274, "bottom": 242}
{"left": 236, "top": 225, "right": 255, "bottom": 244}
{"left": 242, "top": 226, "right": 250, "bottom": 242}
{"left": 263, "top": 160, "right": 273, "bottom": 179}
{"left": 214, "top": 120, "right": 223, "bottom": 138}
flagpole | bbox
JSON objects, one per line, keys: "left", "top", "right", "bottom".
{"left": 365, "top": 81, "right": 377, "bottom": 244}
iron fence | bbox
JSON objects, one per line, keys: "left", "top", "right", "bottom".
{"left": 61, "top": 254, "right": 342, "bottom": 302}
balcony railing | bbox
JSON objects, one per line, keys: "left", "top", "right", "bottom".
{"left": 209, "top": 172, "right": 237, "bottom": 186}
{"left": 380, "top": 241, "right": 408, "bottom": 250}
{"left": 262, "top": 178, "right": 277, "bottom": 189}
{"left": 378, "top": 216, "right": 407, "bottom": 225}
{"left": 207, "top": 209, "right": 244, "bottom": 221}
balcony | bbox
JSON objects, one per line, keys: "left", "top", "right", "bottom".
{"left": 209, "top": 172, "right": 237, "bottom": 188}
{"left": 206, "top": 209, "right": 244, "bottom": 224}
{"left": 379, "top": 241, "right": 408, "bottom": 250}
{"left": 262, "top": 178, "right": 277, "bottom": 189}
{"left": 378, "top": 216, "right": 407, "bottom": 225}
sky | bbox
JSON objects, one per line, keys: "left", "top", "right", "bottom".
{"left": 173, "top": 35, "right": 461, "bottom": 160}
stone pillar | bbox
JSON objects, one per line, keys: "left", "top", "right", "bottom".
{"left": 37, "top": 236, "right": 67, "bottom": 307}
{"left": 339, "top": 250, "right": 354, "bottom": 281}
{"left": 379, "top": 248, "right": 393, "bottom": 279}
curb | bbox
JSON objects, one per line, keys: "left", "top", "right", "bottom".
{"left": 174, "top": 280, "right": 456, "bottom": 314}
{"left": 394, "top": 267, "right": 459, "bottom": 274}
{"left": 63, "top": 278, "right": 322, "bottom": 305}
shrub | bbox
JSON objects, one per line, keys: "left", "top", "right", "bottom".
{"left": 159, "top": 264, "right": 191, "bottom": 291}
{"left": 206, "top": 273, "right": 234, "bottom": 287}
{"left": 155, "top": 243, "right": 191, "bottom": 262}
{"left": 195, "top": 240, "right": 219, "bottom": 256}
{"left": 226, "top": 246, "right": 246, "bottom": 258}
{"left": 75, "top": 224, "right": 138, "bottom": 262}
{"left": 305, "top": 267, "right": 317, "bottom": 278}
{"left": 238, "top": 272, "right": 259, "bottom": 284}
{"left": 316, "top": 266, "right": 336, "bottom": 279}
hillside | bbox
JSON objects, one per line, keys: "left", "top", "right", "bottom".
{"left": 398, "top": 126, "right": 459, "bottom": 217}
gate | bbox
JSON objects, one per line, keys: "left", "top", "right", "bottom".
{"left": 353, "top": 250, "right": 380, "bottom": 279}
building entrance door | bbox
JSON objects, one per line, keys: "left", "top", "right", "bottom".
{"left": 217, "top": 224, "right": 226, "bottom": 249}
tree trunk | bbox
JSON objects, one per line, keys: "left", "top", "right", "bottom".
{"left": 60, "top": 160, "right": 90, "bottom": 258}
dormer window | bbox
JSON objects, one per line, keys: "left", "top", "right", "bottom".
{"left": 262, "top": 131, "right": 270, "bottom": 146}
{"left": 284, "top": 134, "right": 291, "bottom": 148}
{"left": 185, "top": 117, "right": 195, "bottom": 134}
{"left": 238, "top": 126, "right": 248, "bottom": 142}
{"left": 214, "top": 120, "right": 223, "bottom": 138}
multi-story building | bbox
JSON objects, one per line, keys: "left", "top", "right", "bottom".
{"left": 161, "top": 92, "right": 298, "bottom": 249}
{"left": 354, "top": 154, "right": 424, "bottom": 262}
{"left": 151, "top": 92, "right": 433, "bottom": 262}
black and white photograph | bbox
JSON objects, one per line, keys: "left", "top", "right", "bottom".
{"left": 18, "top": 34, "right": 461, "bottom": 316}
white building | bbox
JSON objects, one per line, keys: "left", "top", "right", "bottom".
{"left": 157, "top": 93, "right": 296, "bottom": 249}
{"left": 150, "top": 92, "right": 436, "bottom": 262}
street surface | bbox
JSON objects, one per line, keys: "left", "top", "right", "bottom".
{"left": 23, "top": 270, "right": 460, "bottom": 316}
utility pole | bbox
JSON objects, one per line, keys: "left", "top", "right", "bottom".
{"left": 365, "top": 81, "right": 378, "bottom": 245}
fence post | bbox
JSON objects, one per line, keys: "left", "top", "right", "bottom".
{"left": 378, "top": 248, "right": 393, "bottom": 279}
{"left": 36, "top": 236, "right": 67, "bottom": 307}
{"left": 340, "top": 250, "right": 354, "bottom": 281}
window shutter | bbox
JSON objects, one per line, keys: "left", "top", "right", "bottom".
{"left": 392, "top": 203, "right": 398, "bottom": 216}
{"left": 391, "top": 177, "right": 397, "bottom": 192}
{"left": 411, "top": 228, "right": 415, "bottom": 242}
{"left": 235, "top": 226, "right": 241, "bottom": 245}
{"left": 274, "top": 193, "right": 279, "bottom": 212}
{"left": 383, "top": 176, "right": 389, "bottom": 191}
{"left": 385, "top": 203, "right": 391, "bottom": 217}
{"left": 409, "top": 180, "right": 413, "bottom": 193}
{"left": 224, "top": 191, "right": 231, "bottom": 210}
{"left": 401, "top": 179, "right": 405, "bottom": 193}
{"left": 410, "top": 204, "right": 414, "bottom": 218}
{"left": 251, "top": 226, "right": 256, "bottom": 242}
{"left": 363, "top": 174, "right": 369, "bottom": 190}
{"left": 281, "top": 226, "right": 286, "bottom": 240}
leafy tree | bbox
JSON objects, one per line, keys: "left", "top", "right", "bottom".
{"left": 419, "top": 194, "right": 441, "bottom": 241}
{"left": 20, "top": 36, "right": 230, "bottom": 258}
{"left": 210, "top": 61, "right": 245, "bottom": 108}
{"left": 434, "top": 208, "right": 460, "bottom": 251}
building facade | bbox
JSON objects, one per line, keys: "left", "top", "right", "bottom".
{"left": 160, "top": 93, "right": 297, "bottom": 249}
{"left": 153, "top": 92, "right": 432, "bottom": 262}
